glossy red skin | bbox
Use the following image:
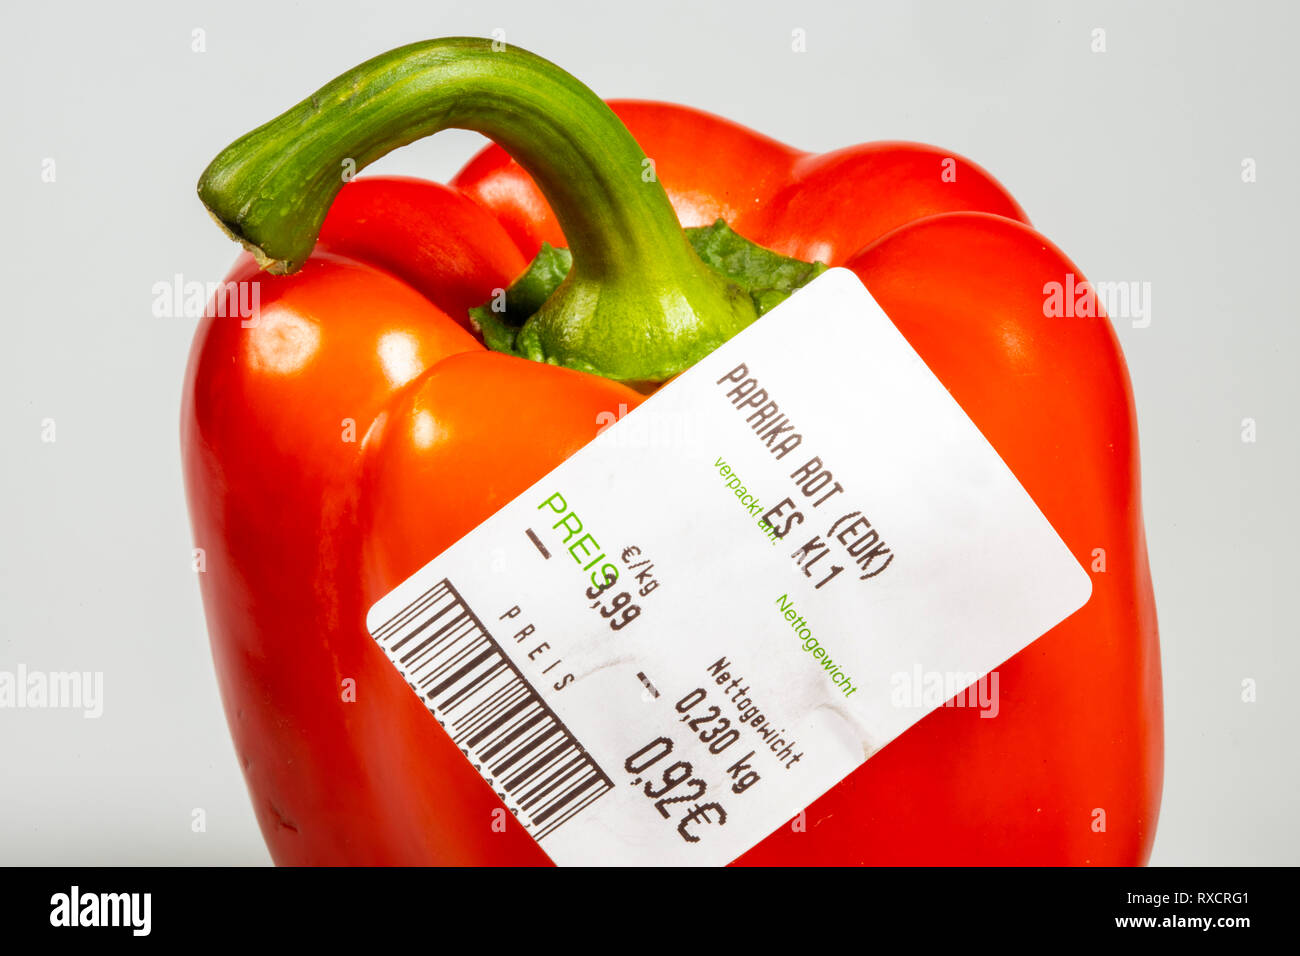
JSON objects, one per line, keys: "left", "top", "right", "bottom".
{"left": 183, "top": 100, "right": 1161, "bottom": 865}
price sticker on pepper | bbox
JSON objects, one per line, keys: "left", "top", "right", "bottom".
{"left": 366, "top": 268, "right": 1093, "bottom": 866}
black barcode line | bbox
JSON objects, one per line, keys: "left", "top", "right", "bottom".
{"left": 455, "top": 683, "right": 530, "bottom": 741}
{"left": 371, "top": 579, "right": 612, "bottom": 842}
{"left": 416, "top": 634, "right": 489, "bottom": 692}
{"left": 400, "top": 611, "right": 474, "bottom": 669}
{"left": 382, "top": 587, "right": 457, "bottom": 650}
{"left": 504, "top": 739, "right": 569, "bottom": 790}
{"left": 493, "top": 724, "right": 559, "bottom": 776}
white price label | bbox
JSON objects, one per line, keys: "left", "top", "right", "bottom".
{"left": 367, "top": 268, "right": 1092, "bottom": 866}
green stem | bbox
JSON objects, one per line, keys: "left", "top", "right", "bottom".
{"left": 198, "top": 37, "right": 759, "bottom": 383}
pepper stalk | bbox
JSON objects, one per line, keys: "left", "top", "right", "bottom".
{"left": 198, "top": 37, "right": 822, "bottom": 384}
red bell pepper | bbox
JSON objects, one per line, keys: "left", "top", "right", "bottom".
{"left": 184, "top": 38, "right": 1161, "bottom": 865}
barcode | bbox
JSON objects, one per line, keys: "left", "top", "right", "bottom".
{"left": 370, "top": 578, "right": 612, "bottom": 842}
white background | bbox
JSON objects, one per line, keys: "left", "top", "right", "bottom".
{"left": 1, "top": 0, "right": 1295, "bottom": 865}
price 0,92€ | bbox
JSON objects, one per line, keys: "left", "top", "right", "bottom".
{"left": 624, "top": 736, "right": 727, "bottom": 843}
